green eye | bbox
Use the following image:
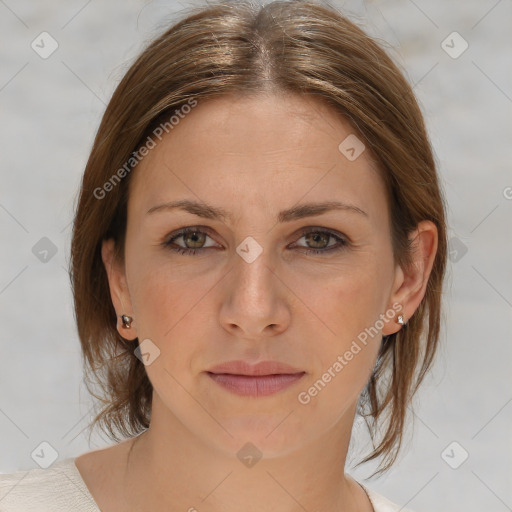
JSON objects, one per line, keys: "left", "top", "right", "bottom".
{"left": 163, "top": 226, "right": 348, "bottom": 256}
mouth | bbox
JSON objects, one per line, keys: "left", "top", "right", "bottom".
{"left": 206, "top": 360, "right": 306, "bottom": 397}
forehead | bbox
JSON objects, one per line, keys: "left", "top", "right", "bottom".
{"left": 128, "top": 93, "right": 387, "bottom": 222}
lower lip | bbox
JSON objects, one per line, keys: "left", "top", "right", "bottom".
{"left": 207, "top": 372, "right": 305, "bottom": 397}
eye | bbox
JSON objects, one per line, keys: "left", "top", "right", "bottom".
{"left": 162, "top": 226, "right": 348, "bottom": 256}
{"left": 292, "top": 227, "right": 348, "bottom": 255}
{"left": 163, "top": 227, "right": 219, "bottom": 256}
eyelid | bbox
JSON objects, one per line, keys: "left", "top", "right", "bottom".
{"left": 165, "top": 225, "right": 348, "bottom": 242}
{"left": 165, "top": 225, "right": 221, "bottom": 247}
{"left": 294, "top": 226, "right": 349, "bottom": 243}
{"left": 163, "top": 224, "right": 349, "bottom": 255}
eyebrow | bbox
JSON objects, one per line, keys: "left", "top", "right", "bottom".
{"left": 147, "top": 199, "right": 368, "bottom": 223}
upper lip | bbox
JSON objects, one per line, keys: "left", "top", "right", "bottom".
{"left": 207, "top": 360, "right": 305, "bottom": 376}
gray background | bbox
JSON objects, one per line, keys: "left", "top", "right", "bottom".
{"left": 1, "top": 0, "right": 511, "bottom": 511}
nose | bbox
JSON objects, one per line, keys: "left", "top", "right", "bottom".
{"left": 219, "top": 239, "right": 291, "bottom": 339}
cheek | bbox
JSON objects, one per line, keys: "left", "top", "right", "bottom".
{"left": 126, "top": 251, "right": 221, "bottom": 378}
{"left": 130, "top": 264, "right": 199, "bottom": 344}
{"left": 124, "top": 242, "right": 180, "bottom": 343}
{"left": 293, "top": 252, "right": 391, "bottom": 389}
{"left": 127, "top": 265, "right": 202, "bottom": 404}
{"left": 130, "top": 268, "right": 170, "bottom": 329}
{"left": 293, "top": 268, "right": 387, "bottom": 426}
{"left": 296, "top": 254, "right": 390, "bottom": 348}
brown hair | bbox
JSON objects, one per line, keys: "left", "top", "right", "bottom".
{"left": 70, "top": 0, "right": 447, "bottom": 475}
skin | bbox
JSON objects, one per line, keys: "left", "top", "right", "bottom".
{"left": 75, "top": 92, "right": 437, "bottom": 512}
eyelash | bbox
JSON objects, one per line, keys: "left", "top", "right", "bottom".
{"left": 163, "top": 226, "right": 348, "bottom": 256}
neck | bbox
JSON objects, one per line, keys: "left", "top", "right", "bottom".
{"left": 120, "top": 398, "right": 373, "bottom": 512}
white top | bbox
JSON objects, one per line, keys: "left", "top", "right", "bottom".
{"left": 0, "top": 458, "right": 413, "bottom": 512}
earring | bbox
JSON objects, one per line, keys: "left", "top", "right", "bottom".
{"left": 397, "top": 313, "right": 406, "bottom": 326}
{"left": 121, "top": 314, "right": 133, "bottom": 329}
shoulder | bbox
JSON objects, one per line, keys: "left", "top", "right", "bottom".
{"left": 362, "top": 484, "right": 415, "bottom": 512}
{"left": 0, "top": 458, "right": 100, "bottom": 512}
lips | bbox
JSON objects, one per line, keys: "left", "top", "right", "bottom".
{"left": 206, "top": 360, "right": 306, "bottom": 397}
{"left": 207, "top": 360, "right": 304, "bottom": 376}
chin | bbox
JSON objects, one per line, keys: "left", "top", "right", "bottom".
{"left": 205, "top": 411, "right": 311, "bottom": 460}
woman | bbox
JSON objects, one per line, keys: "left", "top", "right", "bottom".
{"left": 0, "top": 1, "right": 446, "bottom": 510}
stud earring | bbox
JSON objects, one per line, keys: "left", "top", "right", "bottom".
{"left": 121, "top": 314, "right": 133, "bottom": 329}
{"left": 397, "top": 313, "right": 406, "bottom": 326}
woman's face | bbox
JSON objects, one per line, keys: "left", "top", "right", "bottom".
{"left": 104, "top": 93, "right": 407, "bottom": 457}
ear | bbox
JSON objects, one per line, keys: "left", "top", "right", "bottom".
{"left": 101, "top": 238, "right": 138, "bottom": 340}
{"left": 382, "top": 220, "right": 438, "bottom": 336}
